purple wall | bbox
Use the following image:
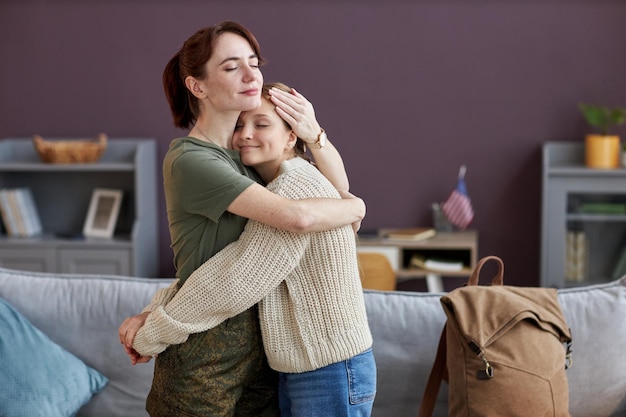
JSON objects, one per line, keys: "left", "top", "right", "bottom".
{"left": 2, "top": 1, "right": 626, "bottom": 285}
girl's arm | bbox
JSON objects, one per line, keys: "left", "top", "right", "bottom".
{"left": 118, "top": 280, "right": 180, "bottom": 363}
{"left": 131, "top": 219, "right": 306, "bottom": 356}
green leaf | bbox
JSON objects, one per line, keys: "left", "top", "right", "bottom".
{"left": 579, "top": 103, "right": 626, "bottom": 135}
{"left": 609, "top": 108, "right": 626, "bottom": 126}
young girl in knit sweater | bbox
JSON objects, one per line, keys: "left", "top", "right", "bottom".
{"left": 131, "top": 82, "right": 376, "bottom": 417}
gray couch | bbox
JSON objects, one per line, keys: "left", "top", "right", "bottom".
{"left": 0, "top": 266, "right": 625, "bottom": 417}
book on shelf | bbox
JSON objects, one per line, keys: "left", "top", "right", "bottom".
{"left": 385, "top": 227, "right": 436, "bottom": 241}
{"left": 409, "top": 254, "right": 464, "bottom": 272}
{"left": 578, "top": 203, "right": 626, "bottom": 215}
{"left": 565, "top": 230, "right": 587, "bottom": 282}
{"left": 0, "top": 188, "right": 42, "bottom": 238}
{"left": 0, "top": 190, "right": 18, "bottom": 236}
{"left": 16, "top": 188, "right": 42, "bottom": 236}
{"left": 5, "top": 189, "right": 27, "bottom": 236}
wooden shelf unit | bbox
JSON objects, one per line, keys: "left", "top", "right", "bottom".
{"left": 357, "top": 229, "right": 478, "bottom": 292}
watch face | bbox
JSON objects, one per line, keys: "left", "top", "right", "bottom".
{"left": 318, "top": 130, "right": 327, "bottom": 148}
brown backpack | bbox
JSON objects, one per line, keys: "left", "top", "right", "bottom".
{"left": 418, "top": 256, "right": 573, "bottom": 417}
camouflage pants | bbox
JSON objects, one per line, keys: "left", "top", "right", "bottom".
{"left": 146, "top": 305, "right": 279, "bottom": 417}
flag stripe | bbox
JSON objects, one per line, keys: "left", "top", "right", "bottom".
{"left": 441, "top": 178, "right": 474, "bottom": 230}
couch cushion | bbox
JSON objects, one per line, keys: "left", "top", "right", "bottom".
{"left": 558, "top": 277, "right": 626, "bottom": 417}
{"left": 364, "top": 289, "right": 449, "bottom": 417}
{"left": 0, "top": 268, "right": 173, "bottom": 417}
{"left": 0, "top": 296, "right": 108, "bottom": 417}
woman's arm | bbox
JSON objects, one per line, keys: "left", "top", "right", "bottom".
{"left": 306, "top": 139, "right": 349, "bottom": 193}
{"left": 228, "top": 183, "right": 365, "bottom": 233}
{"left": 269, "top": 87, "right": 349, "bottom": 192}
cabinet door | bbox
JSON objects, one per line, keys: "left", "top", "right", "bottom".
{"left": 0, "top": 248, "right": 56, "bottom": 272}
{"left": 543, "top": 176, "right": 626, "bottom": 287}
{"left": 563, "top": 192, "right": 626, "bottom": 285}
{"left": 58, "top": 248, "right": 131, "bottom": 275}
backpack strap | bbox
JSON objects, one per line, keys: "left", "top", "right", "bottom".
{"left": 467, "top": 255, "right": 504, "bottom": 286}
{"left": 418, "top": 325, "right": 448, "bottom": 417}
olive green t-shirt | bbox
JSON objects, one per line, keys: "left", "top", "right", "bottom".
{"left": 163, "top": 137, "right": 262, "bottom": 285}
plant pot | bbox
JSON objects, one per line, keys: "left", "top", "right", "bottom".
{"left": 585, "top": 134, "right": 620, "bottom": 169}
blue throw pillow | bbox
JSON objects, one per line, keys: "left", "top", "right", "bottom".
{"left": 0, "top": 297, "right": 108, "bottom": 417}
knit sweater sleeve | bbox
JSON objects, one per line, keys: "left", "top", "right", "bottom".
{"left": 140, "top": 279, "right": 180, "bottom": 314}
{"left": 133, "top": 220, "right": 309, "bottom": 356}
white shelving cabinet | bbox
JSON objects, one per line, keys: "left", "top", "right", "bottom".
{"left": 0, "top": 138, "right": 159, "bottom": 277}
{"left": 541, "top": 142, "right": 626, "bottom": 288}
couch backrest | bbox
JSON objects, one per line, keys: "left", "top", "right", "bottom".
{"left": 1, "top": 266, "right": 625, "bottom": 417}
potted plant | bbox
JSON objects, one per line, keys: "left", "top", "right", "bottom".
{"left": 579, "top": 103, "right": 626, "bottom": 168}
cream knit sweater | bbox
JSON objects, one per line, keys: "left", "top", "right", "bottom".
{"left": 133, "top": 157, "right": 372, "bottom": 373}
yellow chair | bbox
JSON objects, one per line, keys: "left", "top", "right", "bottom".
{"left": 357, "top": 252, "right": 397, "bottom": 291}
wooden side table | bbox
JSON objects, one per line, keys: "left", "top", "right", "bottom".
{"left": 356, "top": 229, "right": 478, "bottom": 292}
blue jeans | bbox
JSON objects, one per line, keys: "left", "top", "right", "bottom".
{"left": 278, "top": 348, "right": 376, "bottom": 417}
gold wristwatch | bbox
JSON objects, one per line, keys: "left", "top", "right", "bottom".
{"left": 314, "top": 128, "right": 327, "bottom": 149}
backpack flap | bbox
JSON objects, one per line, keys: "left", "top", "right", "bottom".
{"left": 441, "top": 285, "right": 572, "bottom": 349}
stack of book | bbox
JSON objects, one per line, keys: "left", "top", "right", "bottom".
{"left": 0, "top": 188, "right": 43, "bottom": 237}
{"left": 565, "top": 230, "right": 587, "bottom": 282}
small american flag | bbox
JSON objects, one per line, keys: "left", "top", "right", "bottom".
{"left": 441, "top": 166, "right": 474, "bottom": 230}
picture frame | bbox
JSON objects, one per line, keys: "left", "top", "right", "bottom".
{"left": 82, "top": 188, "right": 123, "bottom": 238}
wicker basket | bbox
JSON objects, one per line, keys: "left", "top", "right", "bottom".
{"left": 33, "top": 134, "right": 108, "bottom": 163}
